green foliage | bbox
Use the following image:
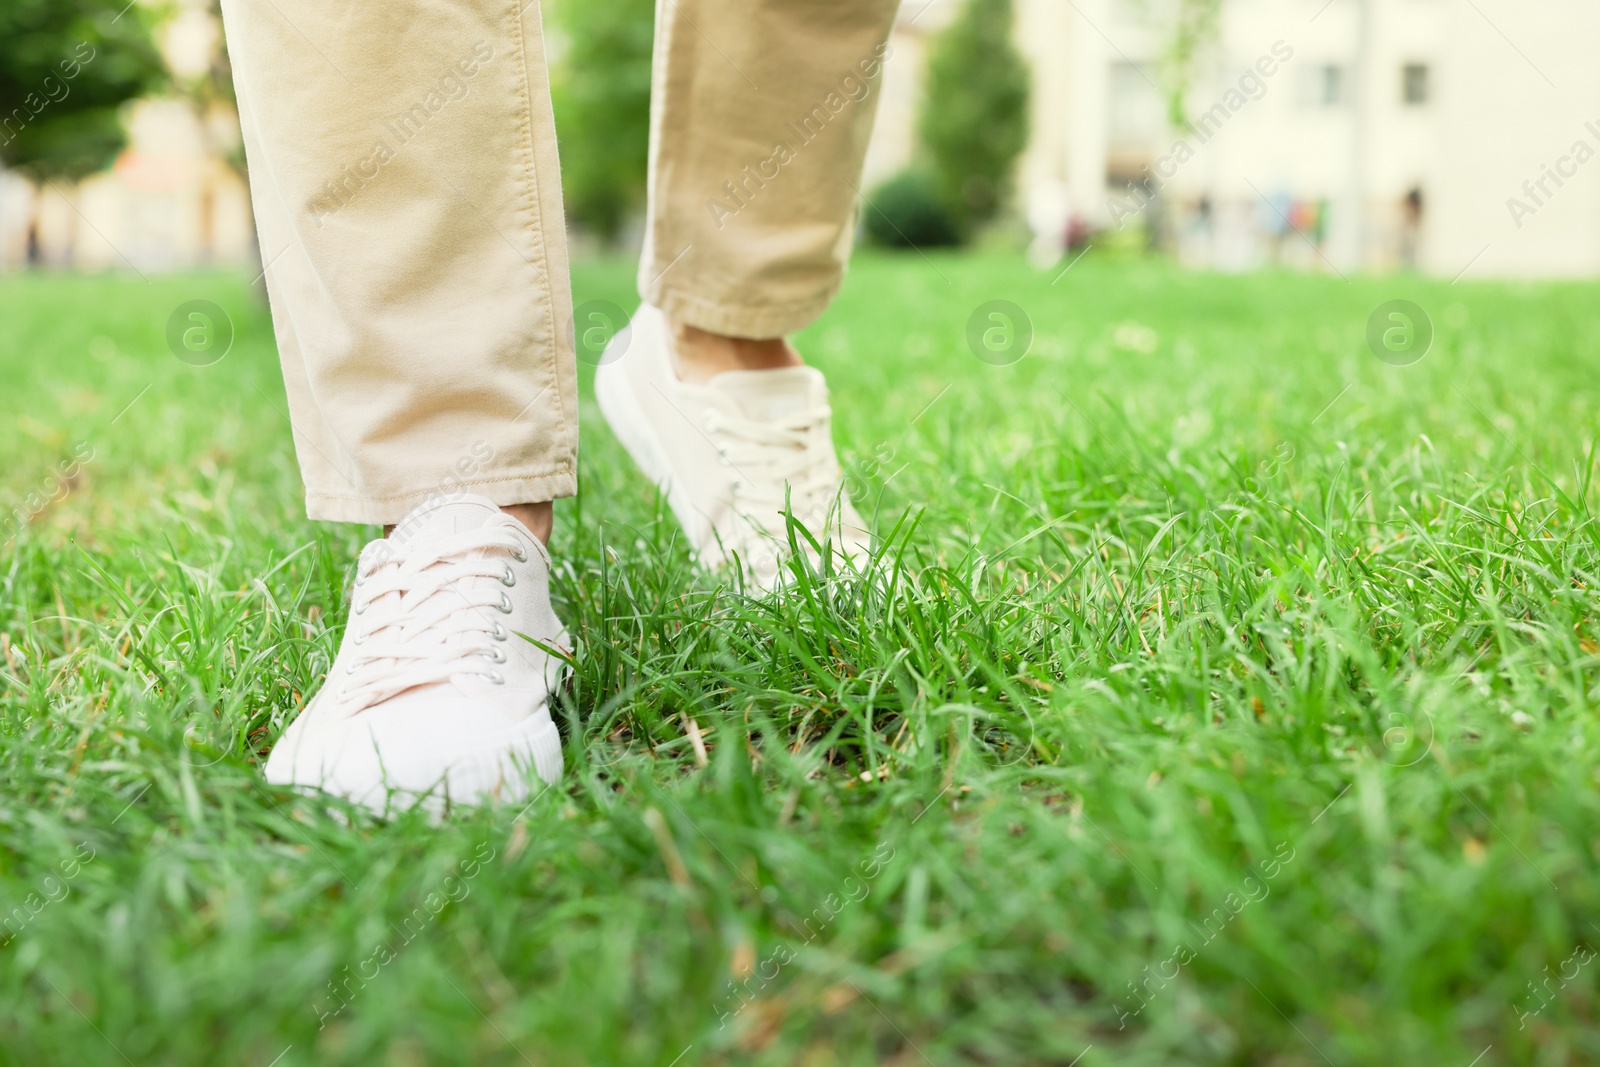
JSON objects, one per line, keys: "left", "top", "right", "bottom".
{"left": 1162, "top": 0, "right": 1224, "bottom": 126}
{"left": 549, "top": 0, "right": 654, "bottom": 243}
{"left": 863, "top": 167, "right": 961, "bottom": 248}
{"left": 1123, "top": 0, "right": 1225, "bottom": 126}
{"left": 0, "top": 0, "right": 166, "bottom": 180}
{"left": 4, "top": 257, "right": 1600, "bottom": 1062}
{"left": 917, "top": 0, "right": 1029, "bottom": 236}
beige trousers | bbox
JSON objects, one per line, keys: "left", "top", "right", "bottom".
{"left": 221, "top": 0, "right": 900, "bottom": 524}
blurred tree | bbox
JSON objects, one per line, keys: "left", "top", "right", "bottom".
{"left": 917, "top": 0, "right": 1029, "bottom": 238}
{"left": 549, "top": 0, "right": 653, "bottom": 244}
{"left": 0, "top": 0, "right": 166, "bottom": 180}
{"left": 1122, "top": 0, "right": 1225, "bottom": 127}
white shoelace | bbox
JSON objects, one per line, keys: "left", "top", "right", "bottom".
{"left": 705, "top": 405, "right": 842, "bottom": 520}
{"left": 336, "top": 523, "right": 528, "bottom": 710}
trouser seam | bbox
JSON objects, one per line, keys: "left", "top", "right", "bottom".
{"left": 509, "top": 0, "right": 574, "bottom": 471}
{"left": 305, "top": 465, "right": 575, "bottom": 504}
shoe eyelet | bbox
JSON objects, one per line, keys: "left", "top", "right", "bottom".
{"left": 483, "top": 669, "right": 505, "bottom": 685}
{"left": 511, "top": 546, "right": 529, "bottom": 563}
{"left": 351, "top": 630, "right": 368, "bottom": 645}
{"left": 483, "top": 646, "right": 507, "bottom": 664}
{"left": 353, "top": 599, "right": 368, "bottom": 615}
{"left": 500, "top": 563, "right": 516, "bottom": 587}
{"left": 491, "top": 622, "right": 508, "bottom": 641}
{"left": 498, "top": 591, "right": 514, "bottom": 614}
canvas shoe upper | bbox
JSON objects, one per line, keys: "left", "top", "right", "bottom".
{"left": 263, "top": 493, "right": 569, "bottom": 814}
{"left": 594, "top": 303, "right": 870, "bottom": 589}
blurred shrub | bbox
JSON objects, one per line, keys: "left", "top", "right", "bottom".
{"left": 550, "top": 0, "right": 654, "bottom": 244}
{"left": 918, "top": 0, "right": 1029, "bottom": 236}
{"left": 0, "top": 0, "right": 165, "bottom": 180}
{"left": 863, "top": 168, "right": 960, "bottom": 248}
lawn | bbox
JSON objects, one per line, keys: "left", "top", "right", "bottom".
{"left": 2, "top": 252, "right": 1599, "bottom": 1066}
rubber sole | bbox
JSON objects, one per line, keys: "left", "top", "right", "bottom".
{"left": 264, "top": 708, "right": 563, "bottom": 819}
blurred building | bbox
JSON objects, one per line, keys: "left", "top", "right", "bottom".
{"left": 0, "top": 0, "right": 254, "bottom": 272}
{"left": 866, "top": 0, "right": 1600, "bottom": 277}
{"left": 7, "top": 0, "right": 1599, "bottom": 278}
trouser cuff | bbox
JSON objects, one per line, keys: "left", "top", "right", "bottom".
{"left": 647, "top": 284, "right": 839, "bottom": 340}
{"left": 304, "top": 468, "right": 576, "bottom": 526}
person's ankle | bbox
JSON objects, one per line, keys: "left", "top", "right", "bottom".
{"left": 499, "top": 501, "right": 553, "bottom": 545}
{"left": 382, "top": 501, "right": 552, "bottom": 545}
{"left": 666, "top": 316, "right": 802, "bottom": 385}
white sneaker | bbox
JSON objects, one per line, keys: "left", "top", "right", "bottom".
{"left": 594, "top": 304, "right": 870, "bottom": 589}
{"left": 264, "top": 494, "right": 569, "bottom": 814}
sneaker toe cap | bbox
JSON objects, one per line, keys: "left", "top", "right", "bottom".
{"left": 264, "top": 685, "right": 561, "bottom": 811}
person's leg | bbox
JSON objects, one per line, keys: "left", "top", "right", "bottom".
{"left": 640, "top": 0, "right": 901, "bottom": 344}
{"left": 222, "top": 0, "right": 577, "bottom": 810}
{"left": 596, "top": 0, "right": 900, "bottom": 586}
{"left": 222, "top": 0, "right": 576, "bottom": 531}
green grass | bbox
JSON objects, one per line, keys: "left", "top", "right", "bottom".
{"left": 3, "top": 252, "right": 1600, "bottom": 1065}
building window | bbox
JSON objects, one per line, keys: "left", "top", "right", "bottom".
{"left": 1302, "top": 65, "right": 1344, "bottom": 107}
{"left": 1402, "top": 63, "right": 1429, "bottom": 105}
